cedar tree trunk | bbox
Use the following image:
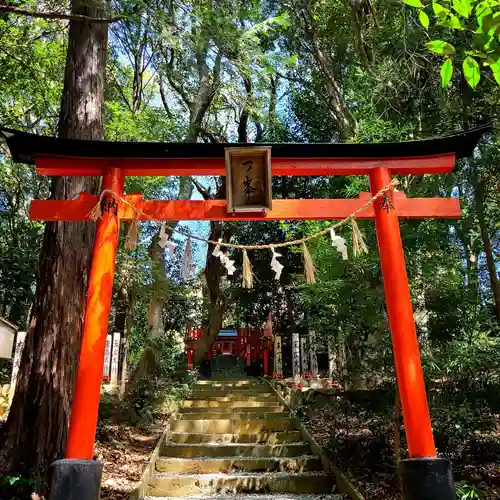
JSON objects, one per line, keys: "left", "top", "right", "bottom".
{"left": 0, "top": 0, "right": 108, "bottom": 484}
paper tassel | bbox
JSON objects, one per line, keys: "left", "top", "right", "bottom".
{"left": 158, "top": 223, "right": 177, "bottom": 257}
{"left": 222, "top": 254, "right": 236, "bottom": 275}
{"left": 330, "top": 229, "right": 348, "bottom": 261}
{"left": 242, "top": 250, "right": 254, "bottom": 289}
{"left": 270, "top": 246, "right": 284, "bottom": 280}
{"left": 212, "top": 239, "right": 223, "bottom": 258}
{"left": 213, "top": 238, "right": 236, "bottom": 276}
{"left": 352, "top": 219, "right": 368, "bottom": 257}
{"left": 302, "top": 242, "right": 316, "bottom": 284}
{"left": 87, "top": 200, "right": 102, "bottom": 221}
{"left": 182, "top": 238, "right": 194, "bottom": 280}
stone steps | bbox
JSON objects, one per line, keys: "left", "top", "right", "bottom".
{"left": 148, "top": 472, "right": 335, "bottom": 496}
{"left": 143, "top": 379, "right": 337, "bottom": 499}
{"left": 155, "top": 456, "right": 322, "bottom": 474}
{"left": 144, "top": 494, "right": 347, "bottom": 500}
{"left": 162, "top": 443, "right": 311, "bottom": 459}
{"left": 191, "top": 385, "right": 272, "bottom": 393}
{"left": 177, "top": 412, "right": 290, "bottom": 420}
{"left": 183, "top": 401, "right": 283, "bottom": 409}
{"left": 171, "top": 419, "right": 295, "bottom": 434}
{"left": 170, "top": 431, "right": 302, "bottom": 444}
{"left": 185, "top": 394, "right": 278, "bottom": 402}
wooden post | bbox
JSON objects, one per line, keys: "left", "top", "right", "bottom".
{"left": 309, "top": 331, "right": 318, "bottom": 378}
{"left": 66, "top": 167, "right": 125, "bottom": 459}
{"left": 263, "top": 348, "right": 269, "bottom": 375}
{"left": 300, "top": 336, "right": 308, "bottom": 376}
{"left": 370, "top": 167, "right": 436, "bottom": 458}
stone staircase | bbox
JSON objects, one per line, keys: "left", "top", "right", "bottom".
{"left": 143, "top": 379, "right": 345, "bottom": 500}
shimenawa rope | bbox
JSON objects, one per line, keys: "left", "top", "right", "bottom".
{"left": 87, "top": 178, "right": 399, "bottom": 251}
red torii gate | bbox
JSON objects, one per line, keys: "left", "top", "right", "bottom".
{"left": 1, "top": 126, "right": 489, "bottom": 500}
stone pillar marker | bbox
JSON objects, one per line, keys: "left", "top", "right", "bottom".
{"left": 110, "top": 331, "right": 120, "bottom": 386}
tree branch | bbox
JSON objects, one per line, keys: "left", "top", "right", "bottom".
{"left": 192, "top": 178, "right": 213, "bottom": 200}
{"left": 0, "top": 5, "right": 120, "bottom": 23}
{"left": 158, "top": 76, "right": 173, "bottom": 118}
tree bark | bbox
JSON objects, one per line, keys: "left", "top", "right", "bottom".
{"left": 192, "top": 180, "right": 229, "bottom": 365}
{"left": 238, "top": 76, "right": 252, "bottom": 143}
{"left": 193, "top": 221, "right": 228, "bottom": 364}
{"left": 0, "top": 0, "right": 108, "bottom": 484}
{"left": 474, "top": 176, "right": 500, "bottom": 321}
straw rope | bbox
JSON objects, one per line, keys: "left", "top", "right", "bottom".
{"left": 88, "top": 178, "right": 399, "bottom": 251}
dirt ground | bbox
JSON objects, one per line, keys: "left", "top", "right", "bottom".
{"left": 95, "top": 420, "right": 166, "bottom": 500}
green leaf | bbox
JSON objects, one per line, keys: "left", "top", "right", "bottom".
{"left": 433, "top": 2, "right": 450, "bottom": 18}
{"left": 426, "top": 40, "right": 456, "bottom": 54}
{"left": 419, "top": 9, "right": 430, "bottom": 28}
{"left": 440, "top": 13, "right": 465, "bottom": 27}
{"left": 452, "top": 0, "right": 471, "bottom": 17}
{"left": 403, "top": 0, "right": 424, "bottom": 7}
{"left": 488, "top": 58, "right": 500, "bottom": 84}
{"left": 440, "top": 58, "right": 454, "bottom": 86}
{"left": 463, "top": 56, "right": 481, "bottom": 87}
{"left": 284, "top": 55, "right": 298, "bottom": 66}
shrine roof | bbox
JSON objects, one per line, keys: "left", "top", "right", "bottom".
{"left": 0, "top": 125, "right": 490, "bottom": 165}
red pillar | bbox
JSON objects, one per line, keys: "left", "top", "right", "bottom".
{"left": 66, "top": 167, "right": 124, "bottom": 459}
{"left": 187, "top": 349, "right": 193, "bottom": 370}
{"left": 370, "top": 167, "right": 436, "bottom": 458}
{"left": 263, "top": 348, "right": 269, "bottom": 375}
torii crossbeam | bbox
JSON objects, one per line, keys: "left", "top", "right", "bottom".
{"left": 1, "top": 125, "right": 489, "bottom": 500}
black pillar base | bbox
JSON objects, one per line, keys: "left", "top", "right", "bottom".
{"left": 400, "top": 457, "right": 455, "bottom": 500}
{"left": 48, "top": 459, "right": 103, "bottom": 500}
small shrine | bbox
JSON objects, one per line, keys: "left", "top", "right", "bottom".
{"left": 185, "top": 326, "right": 273, "bottom": 377}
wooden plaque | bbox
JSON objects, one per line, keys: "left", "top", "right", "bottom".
{"left": 225, "top": 147, "right": 272, "bottom": 213}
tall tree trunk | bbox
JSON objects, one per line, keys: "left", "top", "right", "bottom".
{"left": 0, "top": 0, "right": 108, "bottom": 484}
{"left": 474, "top": 176, "right": 500, "bottom": 321}
{"left": 192, "top": 180, "right": 229, "bottom": 365}
{"left": 238, "top": 76, "right": 252, "bottom": 143}
{"left": 147, "top": 177, "right": 193, "bottom": 339}
{"left": 193, "top": 221, "right": 228, "bottom": 364}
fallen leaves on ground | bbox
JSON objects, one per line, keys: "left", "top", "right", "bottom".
{"left": 95, "top": 420, "right": 166, "bottom": 500}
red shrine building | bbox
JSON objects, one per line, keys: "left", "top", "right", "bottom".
{"left": 185, "top": 326, "right": 273, "bottom": 375}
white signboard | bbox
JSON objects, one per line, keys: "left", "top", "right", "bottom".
{"left": 110, "top": 331, "right": 120, "bottom": 385}
{"left": 328, "top": 342, "right": 335, "bottom": 379}
{"left": 10, "top": 331, "right": 26, "bottom": 394}
{"left": 0, "top": 324, "right": 15, "bottom": 359}
{"left": 103, "top": 334, "right": 112, "bottom": 378}
{"left": 292, "top": 332, "right": 300, "bottom": 381}
{"left": 274, "top": 335, "right": 283, "bottom": 377}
